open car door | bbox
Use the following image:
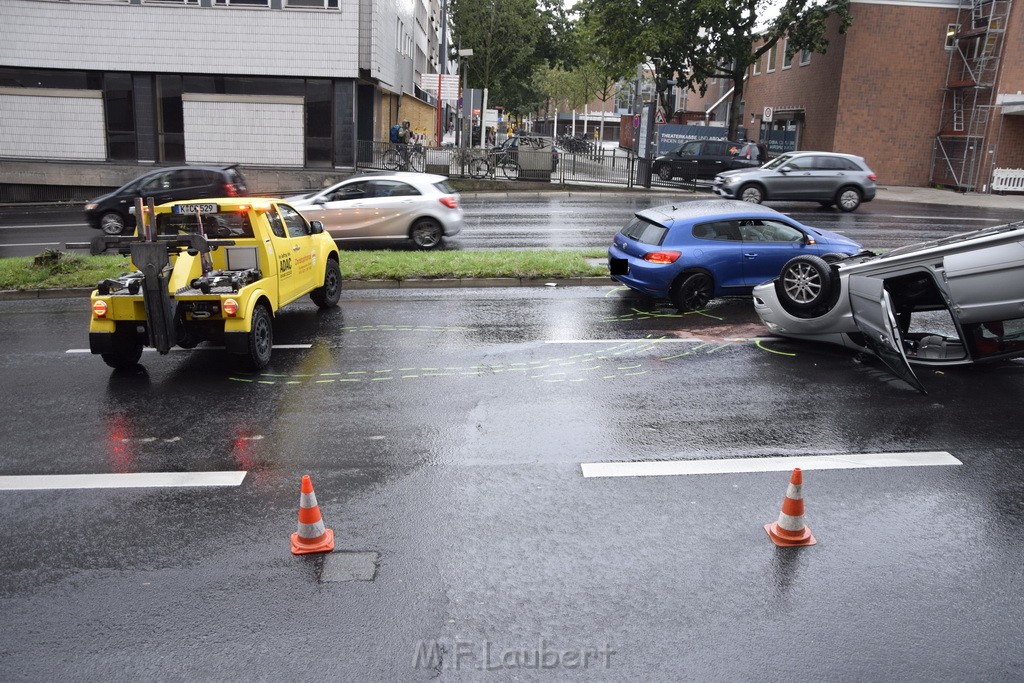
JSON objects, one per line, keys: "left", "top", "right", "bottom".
{"left": 849, "top": 275, "right": 927, "bottom": 394}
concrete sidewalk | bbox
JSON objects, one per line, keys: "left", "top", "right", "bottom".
{"left": 874, "top": 185, "right": 1024, "bottom": 210}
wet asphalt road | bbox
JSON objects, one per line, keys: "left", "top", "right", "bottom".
{"left": 2, "top": 193, "right": 1023, "bottom": 257}
{"left": 2, "top": 287, "right": 1024, "bottom": 680}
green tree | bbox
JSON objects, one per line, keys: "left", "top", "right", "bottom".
{"left": 581, "top": 0, "right": 852, "bottom": 139}
{"left": 449, "top": 0, "right": 570, "bottom": 116}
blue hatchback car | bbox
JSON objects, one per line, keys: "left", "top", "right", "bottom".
{"left": 608, "top": 199, "right": 862, "bottom": 311}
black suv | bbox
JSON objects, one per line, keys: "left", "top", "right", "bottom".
{"left": 85, "top": 165, "right": 248, "bottom": 235}
{"left": 653, "top": 140, "right": 767, "bottom": 183}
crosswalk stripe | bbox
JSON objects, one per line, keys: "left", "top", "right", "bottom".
{"left": 0, "top": 471, "right": 247, "bottom": 490}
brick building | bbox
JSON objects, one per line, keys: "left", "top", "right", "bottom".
{"left": 740, "top": 0, "right": 1024, "bottom": 190}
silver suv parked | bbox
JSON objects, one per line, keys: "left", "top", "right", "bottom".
{"left": 712, "top": 151, "right": 876, "bottom": 212}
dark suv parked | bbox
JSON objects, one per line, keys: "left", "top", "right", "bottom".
{"left": 653, "top": 140, "right": 767, "bottom": 183}
{"left": 84, "top": 165, "right": 248, "bottom": 235}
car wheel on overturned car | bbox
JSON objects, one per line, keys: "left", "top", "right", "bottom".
{"left": 670, "top": 272, "right": 715, "bottom": 312}
{"left": 775, "top": 255, "right": 835, "bottom": 313}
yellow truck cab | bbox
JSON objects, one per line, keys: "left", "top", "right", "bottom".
{"left": 89, "top": 198, "right": 341, "bottom": 371}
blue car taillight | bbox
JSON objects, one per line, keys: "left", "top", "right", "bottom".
{"left": 643, "top": 251, "right": 681, "bottom": 264}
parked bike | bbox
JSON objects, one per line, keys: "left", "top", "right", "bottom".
{"left": 382, "top": 142, "right": 425, "bottom": 172}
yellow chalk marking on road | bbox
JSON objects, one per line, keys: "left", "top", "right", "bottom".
{"left": 755, "top": 339, "right": 797, "bottom": 356}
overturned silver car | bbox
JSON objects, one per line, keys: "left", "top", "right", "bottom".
{"left": 752, "top": 220, "right": 1024, "bottom": 393}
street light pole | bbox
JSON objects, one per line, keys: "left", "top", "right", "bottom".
{"left": 458, "top": 48, "right": 473, "bottom": 149}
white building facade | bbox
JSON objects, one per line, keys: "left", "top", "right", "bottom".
{"left": 0, "top": 0, "right": 445, "bottom": 196}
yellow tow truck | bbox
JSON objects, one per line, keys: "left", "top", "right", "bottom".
{"left": 88, "top": 197, "right": 342, "bottom": 370}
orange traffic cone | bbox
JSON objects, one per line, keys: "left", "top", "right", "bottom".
{"left": 290, "top": 474, "right": 335, "bottom": 555}
{"left": 764, "top": 468, "right": 816, "bottom": 547}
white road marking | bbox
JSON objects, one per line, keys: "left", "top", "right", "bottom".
{"left": 889, "top": 215, "right": 1000, "bottom": 222}
{"left": 581, "top": 451, "right": 961, "bottom": 478}
{"left": 0, "top": 471, "right": 247, "bottom": 491}
{"left": 0, "top": 242, "right": 63, "bottom": 248}
{"left": 546, "top": 339, "right": 708, "bottom": 344}
{"left": 66, "top": 344, "right": 312, "bottom": 354}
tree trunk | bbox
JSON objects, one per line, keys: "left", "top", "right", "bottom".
{"left": 728, "top": 74, "right": 745, "bottom": 141}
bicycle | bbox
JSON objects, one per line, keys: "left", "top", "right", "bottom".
{"left": 453, "top": 147, "right": 491, "bottom": 179}
{"left": 382, "top": 142, "right": 425, "bottom": 172}
{"left": 487, "top": 148, "right": 520, "bottom": 180}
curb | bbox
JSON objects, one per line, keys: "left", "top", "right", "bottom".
{"left": 0, "top": 277, "right": 615, "bottom": 301}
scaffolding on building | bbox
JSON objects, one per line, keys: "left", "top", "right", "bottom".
{"left": 931, "top": 0, "right": 1012, "bottom": 191}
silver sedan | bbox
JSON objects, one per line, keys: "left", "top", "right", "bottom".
{"left": 285, "top": 172, "right": 463, "bottom": 249}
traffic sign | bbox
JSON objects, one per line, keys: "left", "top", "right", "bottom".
{"left": 763, "top": 106, "right": 774, "bottom": 122}
{"left": 655, "top": 108, "right": 666, "bottom": 124}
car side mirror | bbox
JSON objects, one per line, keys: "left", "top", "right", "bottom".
{"left": 779, "top": 167, "right": 791, "bottom": 174}
{"left": 314, "top": 196, "right": 328, "bottom": 205}
{"left": 309, "top": 221, "right": 325, "bottom": 235}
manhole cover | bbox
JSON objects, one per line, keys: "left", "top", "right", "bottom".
{"left": 321, "top": 551, "right": 379, "bottom": 582}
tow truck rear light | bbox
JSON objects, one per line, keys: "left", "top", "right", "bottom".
{"left": 643, "top": 251, "right": 681, "bottom": 264}
{"left": 439, "top": 196, "right": 459, "bottom": 209}
{"left": 223, "top": 298, "right": 239, "bottom": 317}
{"left": 92, "top": 300, "right": 108, "bottom": 318}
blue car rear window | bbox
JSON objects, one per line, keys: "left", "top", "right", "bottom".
{"left": 621, "top": 216, "right": 667, "bottom": 246}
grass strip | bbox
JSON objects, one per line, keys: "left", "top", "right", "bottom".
{"left": 0, "top": 248, "right": 609, "bottom": 291}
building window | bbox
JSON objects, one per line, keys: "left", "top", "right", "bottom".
{"left": 215, "top": 0, "right": 270, "bottom": 5}
{"left": 767, "top": 44, "right": 778, "bottom": 73}
{"left": 945, "top": 24, "right": 959, "bottom": 49}
{"left": 103, "top": 73, "right": 136, "bottom": 161}
{"left": 800, "top": 49, "right": 811, "bottom": 66}
{"left": 752, "top": 55, "right": 761, "bottom": 76}
{"left": 783, "top": 39, "right": 793, "bottom": 69}
{"left": 156, "top": 75, "right": 184, "bottom": 162}
{"left": 288, "top": 0, "right": 339, "bottom": 6}
{"left": 305, "top": 79, "right": 333, "bottom": 167}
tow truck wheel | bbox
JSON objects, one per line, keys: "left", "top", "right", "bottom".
{"left": 101, "top": 325, "right": 143, "bottom": 370}
{"left": 310, "top": 258, "right": 342, "bottom": 308}
{"left": 235, "top": 303, "right": 273, "bottom": 371}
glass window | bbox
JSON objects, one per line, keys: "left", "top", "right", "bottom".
{"left": 965, "top": 318, "right": 1024, "bottom": 359}
{"left": 783, "top": 40, "right": 793, "bottom": 69}
{"left": 704, "top": 141, "right": 729, "bottom": 156}
{"left": 305, "top": 79, "right": 333, "bottom": 167}
{"left": 378, "top": 181, "right": 419, "bottom": 197}
{"left": 692, "top": 221, "right": 740, "bottom": 241}
{"left": 620, "top": 217, "right": 666, "bottom": 246}
{"left": 752, "top": 55, "right": 761, "bottom": 76}
{"left": 739, "top": 219, "right": 804, "bottom": 243}
{"left": 156, "top": 75, "right": 184, "bottom": 162}
{"left": 945, "top": 24, "right": 959, "bottom": 49}
{"left": 277, "top": 204, "right": 310, "bottom": 238}
{"left": 266, "top": 210, "right": 287, "bottom": 238}
{"left": 679, "top": 141, "right": 702, "bottom": 155}
{"left": 326, "top": 181, "right": 368, "bottom": 202}
{"left": 104, "top": 73, "right": 136, "bottom": 160}
{"left": 767, "top": 44, "right": 778, "bottom": 72}
{"left": 800, "top": 49, "right": 812, "bottom": 65}
{"left": 156, "top": 211, "right": 253, "bottom": 238}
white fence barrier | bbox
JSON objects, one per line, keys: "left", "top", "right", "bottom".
{"left": 992, "top": 168, "right": 1024, "bottom": 192}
